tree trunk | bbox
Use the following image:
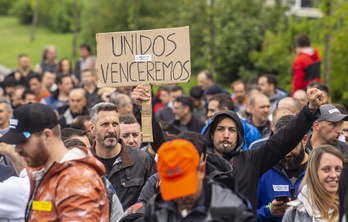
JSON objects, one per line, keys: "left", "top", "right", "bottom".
{"left": 30, "top": 0, "right": 39, "bottom": 42}
{"left": 324, "top": 0, "right": 331, "bottom": 93}
{"left": 72, "top": 0, "right": 78, "bottom": 57}
{"left": 209, "top": 0, "right": 215, "bottom": 72}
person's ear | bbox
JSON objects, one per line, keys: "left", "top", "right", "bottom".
{"left": 42, "top": 128, "right": 54, "bottom": 144}
{"left": 302, "top": 134, "right": 308, "bottom": 144}
{"left": 90, "top": 123, "right": 95, "bottom": 134}
{"left": 198, "top": 162, "right": 206, "bottom": 179}
{"left": 312, "top": 121, "right": 320, "bottom": 131}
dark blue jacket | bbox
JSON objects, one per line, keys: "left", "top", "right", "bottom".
{"left": 257, "top": 163, "right": 305, "bottom": 221}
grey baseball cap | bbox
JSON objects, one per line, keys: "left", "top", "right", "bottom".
{"left": 317, "top": 104, "right": 348, "bottom": 122}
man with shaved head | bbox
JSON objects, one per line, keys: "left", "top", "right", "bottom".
{"left": 247, "top": 93, "right": 272, "bottom": 138}
{"left": 58, "top": 88, "right": 89, "bottom": 128}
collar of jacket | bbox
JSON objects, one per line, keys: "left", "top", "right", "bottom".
{"left": 91, "top": 139, "right": 134, "bottom": 168}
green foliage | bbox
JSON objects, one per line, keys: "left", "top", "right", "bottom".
{"left": 10, "top": 0, "right": 33, "bottom": 24}
{"left": 40, "top": 0, "right": 75, "bottom": 33}
{"left": 250, "top": 3, "right": 348, "bottom": 105}
{"left": 10, "top": 0, "right": 81, "bottom": 33}
{"left": 0, "top": 0, "right": 17, "bottom": 15}
{"left": 328, "top": 1, "right": 348, "bottom": 106}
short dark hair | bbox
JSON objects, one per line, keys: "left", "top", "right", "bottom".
{"left": 71, "top": 115, "right": 90, "bottom": 131}
{"left": 274, "top": 115, "right": 294, "bottom": 133}
{"left": 333, "top": 104, "right": 347, "bottom": 114}
{"left": 119, "top": 114, "right": 138, "bottom": 125}
{"left": 175, "top": 96, "right": 194, "bottom": 112}
{"left": 261, "top": 74, "right": 277, "bottom": 88}
{"left": 27, "top": 73, "right": 42, "bottom": 83}
{"left": 159, "top": 85, "right": 172, "bottom": 94}
{"left": 61, "top": 128, "right": 88, "bottom": 141}
{"left": 80, "top": 43, "right": 92, "bottom": 54}
{"left": 2, "top": 76, "right": 17, "bottom": 88}
{"left": 296, "top": 34, "right": 311, "bottom": 47}
{"left": 18, "top": 54, "right": 28, "bottom": 60}
{"left": 210, "top": 114, "right": 235, "bottom": 137}
{"left": 170, "top": 86, "right": 183, "bottom": 94}
{"left": 21, "top": 89, "right": 36, "bottom": 100}
{"left": 201, "top": 69, "right": 214, "bottom": 81}
{"left": 189, "top": 86, "right": 204, "bottom": 99}
{"left": 56, "top": 73, "right": 72, "bottom": 85}
{"left": 64, "top": 138, "right": 87, "bottom": 148}
{"left": 177, "top": 131, "right": 207, "bottom": 161}
{"left": 209, "top": 93, "right": 234, "bottom": 111}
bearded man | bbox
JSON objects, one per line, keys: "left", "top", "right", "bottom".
{"left": 257, "top": 115, "right": 309, "bottom": 221}
{"left": 89, "top": 102, "right": 154, "bottom": 210}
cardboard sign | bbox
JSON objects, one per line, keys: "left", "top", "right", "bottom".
{"left": 96, "top": 26, "right": 191, "bottom": 87}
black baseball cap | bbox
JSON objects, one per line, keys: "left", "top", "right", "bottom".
{"left": 0, "top": 103, "right": 58, "bottom": 144}
{"left": 317, "top": 104, "right": 348, "bottom": 122}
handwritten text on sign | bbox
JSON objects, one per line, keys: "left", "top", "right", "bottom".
{"left": 96, "top": 26, "right": 191, "bottom": 87}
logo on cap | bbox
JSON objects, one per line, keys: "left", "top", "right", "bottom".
{"left": 167, "top": 166, "right": 182, "bottom": 177}
{"left": 328, "top": 108, "right": 339, "bottom": 114}
{"left": 9, "top": 119, "right": 18, "bottom": 129}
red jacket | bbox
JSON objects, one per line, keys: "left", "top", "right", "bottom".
{"left": 291, "top": 48, "right": 321, "bottom": 95}
{"left": 26, "top": 146, "right": 109, "bottom": 222}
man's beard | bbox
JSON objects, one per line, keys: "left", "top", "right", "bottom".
{"left": 214, "top": 140, "right": 235, "bottom": 156}
{"left": 97, "top": 132, "right": 118, "bottom": 149}
{"left": 21, "top": 138, "right": 49, "bottom": 168}
{"left": 281, "top": 147, "right": 305, "bottom": 170}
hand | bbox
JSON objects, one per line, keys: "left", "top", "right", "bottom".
{"left": 270, "top": 199, "right": 289, "bottom": 217}
{"left": 131, "top": 84, "right": 151, "bottom": 109}
{"left": 307, "top": 88, "right": 324, "bottom": 110}
{"left": 0, "top": 142, "right": 15, "bottom": 156}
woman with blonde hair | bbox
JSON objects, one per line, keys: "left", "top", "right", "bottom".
{"left": 283, "top": 145, "right": 344, "bottom": 222}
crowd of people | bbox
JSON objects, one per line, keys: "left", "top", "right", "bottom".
{"left": 0, "top": 34, "right": 348, "bottom": 222}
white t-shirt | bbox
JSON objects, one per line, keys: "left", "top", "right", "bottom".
{"left": 0, "top": 169, "right": 29, "bottom": 222}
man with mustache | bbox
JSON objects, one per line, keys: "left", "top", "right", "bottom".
{"left": 89, "top": 102, "right": 154, "bottom": 210}
{"left": 257, "top": 115, "right": 309, "bottom": 221}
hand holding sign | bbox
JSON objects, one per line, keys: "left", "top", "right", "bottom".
{"left": 132, "top": 84, "right": 151, "bottom": 109}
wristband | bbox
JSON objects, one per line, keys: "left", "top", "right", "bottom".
{"left": 266, "top": 202, "right": 274, "bottom": 216}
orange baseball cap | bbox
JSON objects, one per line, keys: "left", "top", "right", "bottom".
{"left": 157, "top": 139, "right": 200, "bottom": 201}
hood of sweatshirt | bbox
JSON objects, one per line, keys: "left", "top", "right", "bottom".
{"left": 203, "top": 110, "right": 245, "bottom": 157}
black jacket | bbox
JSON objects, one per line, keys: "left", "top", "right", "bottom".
{"left": 91, "top": 140, "right": 154, "bottom": 210}
{"left": 203, "top": 106, "right": 319, "bottom": 212}
{"left": 167, "top": 114, "right": 205, "bottom": 135}
{"left": 143, "top": 179, "right": 255, "bottom": 222}
{"left": 137, "top": 152, "right": 233, "bottom": 205}
{"left": 58, "top": 106, "right": 90, "bottom": 129}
